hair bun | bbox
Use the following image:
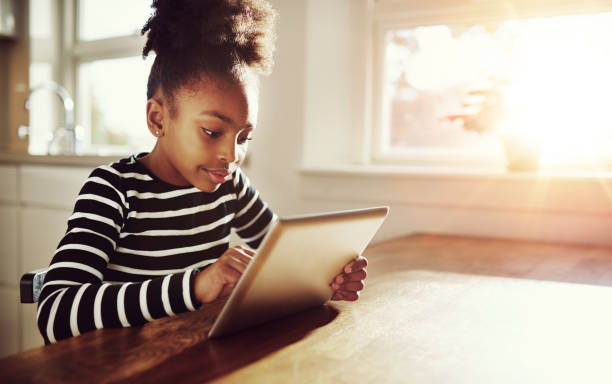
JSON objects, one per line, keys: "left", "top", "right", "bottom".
{"left": 141, "top": 0, "right": 277, "bottom": 74}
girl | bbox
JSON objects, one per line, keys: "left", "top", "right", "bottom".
{"left": 37, "top": 0, "right": 368, "bottom": 344}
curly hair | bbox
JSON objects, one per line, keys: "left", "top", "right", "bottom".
{"left": 141, "top": 0, "right": 278, "bottom": 116}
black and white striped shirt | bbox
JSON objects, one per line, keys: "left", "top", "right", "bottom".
{"left": 37, "top": 153, "right": 275, "bottom": 344}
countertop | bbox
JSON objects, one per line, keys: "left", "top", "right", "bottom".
{"left": 0, "top": 151, "right": 123, "bottom": 167}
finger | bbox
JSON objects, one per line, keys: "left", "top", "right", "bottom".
{"left": 331, "top": 291, "right": 344, "bottom": 301}
{"left": 225, "top": 257, "right": 248, "bottom": 274}
{"left": 228, "top": 248, "right": 253, "bottom": 263}
{"left": 332, "top": 274, "right": 344, "bottom": 285}
{"left": 344, "top": 269, "right": 367, "bottom": 282}
{"left": 224, "top": 249, "right": 252, "bottom": 270}
{"left": 234, "top": 245, "right": 255, "bottom": 257}
{"left": 220, "top": 264, "right": 243, "bottom": 283}
{"left": 332, "top": 268, "right": 366, "bottom": 285}
{"left": 340, "top": 281, "right": 364, "bottom": 292}
{"left": 344, "top": 256, "right": 368, "bottom": 274}
{"left": 338, "top": 291, "right": 359, "bottom": 301}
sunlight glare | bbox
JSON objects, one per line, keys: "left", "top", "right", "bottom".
{"left": 384, "top": 12, "right": 612, "bottom": 171}
{"left": 500, "top": 13, "right": 612, "bottom": 169}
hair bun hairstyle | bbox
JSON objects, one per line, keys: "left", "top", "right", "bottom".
{"left": 141, "top": 0, "right": 277, "bottom": 103}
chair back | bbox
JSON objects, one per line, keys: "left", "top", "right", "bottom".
{"left": 20, "top": 268, "right": 48, "bottom": 303}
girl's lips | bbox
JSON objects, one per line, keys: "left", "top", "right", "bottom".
{"left": 205, "top": 169, "right": 229, "bottom": 184}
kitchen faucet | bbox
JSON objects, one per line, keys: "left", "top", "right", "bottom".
{"left": 20, "top": 81, "right": 79, "bottom": 155}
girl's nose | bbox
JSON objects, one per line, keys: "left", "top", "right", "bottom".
{"left": 219, "top": 139, "right": 239, "bottom": 164}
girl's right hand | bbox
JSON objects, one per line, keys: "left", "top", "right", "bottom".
{"left": 193, "top": 246, "right": 255, "bottom": 304}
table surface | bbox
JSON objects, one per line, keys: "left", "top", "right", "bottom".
{"left": 2, "top": 234, "right": 612, "bottom": 383}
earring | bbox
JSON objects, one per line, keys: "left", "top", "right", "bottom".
{"left": 156, "top": 130, "right": 160, "bottom": 135}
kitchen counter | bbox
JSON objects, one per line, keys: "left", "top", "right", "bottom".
{"left": 0, "top": 151, "right": 123, "bottom": 167}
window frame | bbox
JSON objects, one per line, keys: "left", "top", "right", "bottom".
{"left": 369, "top": 12, "right": 505, "bottom": 168}
{"left": 63, "top": 0, "right": 148, "bottom": 155}
{"left": 367, "top": 0, "right": 612, "bottom": 170}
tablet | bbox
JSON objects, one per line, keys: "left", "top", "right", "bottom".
{"left": 208, "top": 206, "right": 389, "bottom": 338}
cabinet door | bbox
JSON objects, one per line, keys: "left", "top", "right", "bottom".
{"left": 0, "top": 165, "right": 18, "bottom": 202}
{"left": 0, "top": 287, "right": 19, "bottom": 357}
{"left": 20, "top": 165, "right": 93, "bottom": 209}
{"left": 21, "top": 303, "right": 44, "bottom": 351}
{"left": 0, "top": 206, "right": 18, "bottom": 285}
{"left": 21, "top": 206, "right": 72, "bottom": 273}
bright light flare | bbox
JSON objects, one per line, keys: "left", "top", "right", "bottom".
{"left": 384, "top": 12, "right": 612, "bottom": 171}
{"left": 500, "top": 13, "right": 612, "bottom": 170}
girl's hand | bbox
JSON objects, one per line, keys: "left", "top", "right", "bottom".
{"left": 330, "top": 255, "right": 368, "bottom": 301}
{"left": 193, "top": 246, "right": 254, "bottom": 304}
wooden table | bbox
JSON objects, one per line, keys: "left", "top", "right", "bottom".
{"left": 3, "top": 234, "right": 612, "bottom": 383}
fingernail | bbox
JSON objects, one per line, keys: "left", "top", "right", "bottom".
{"left": 336, "top": 276, "right": 344, "bottom": 284}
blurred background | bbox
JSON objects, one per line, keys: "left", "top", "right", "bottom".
{"left": 1, "top": 0, "right": 611, "bottom": 356}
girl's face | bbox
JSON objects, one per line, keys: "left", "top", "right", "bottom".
{"left": 148, "top": 75, "right": 258, "bottom": 192}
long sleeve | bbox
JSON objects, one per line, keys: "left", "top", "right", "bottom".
{"left": 37, "top": 166, "right": 200, "bottom": 344}
{"left": 231, "top": 168, "right": 276, "bottom": 249}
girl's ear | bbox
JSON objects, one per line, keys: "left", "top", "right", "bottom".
{"left": 146, "top": 97, "right": 165, "bottom": 138}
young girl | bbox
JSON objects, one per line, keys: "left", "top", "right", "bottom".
{"left": 37, "top": 0, "right": 367, "bottom": 344}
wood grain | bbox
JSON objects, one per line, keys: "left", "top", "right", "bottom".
{"left": 2, "top": 233, "right": 612, "bottom": 383}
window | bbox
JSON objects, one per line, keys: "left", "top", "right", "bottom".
{"left": 28, "top": 0, "right": 56, "bottom": 155}
{"left": 77, "top": 0, "right": 151, "bottom": 41}
{"left": 28, "top": 0, "right": 155, "bottom": 156}
{"left": 371, "top": 1, "right": 612, "bottom": 172}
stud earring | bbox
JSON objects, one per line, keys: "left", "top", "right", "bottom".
{"left": 156, "top": 130, "right": 160, "bottom": 135}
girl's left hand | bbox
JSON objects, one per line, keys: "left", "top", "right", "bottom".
{"left": 330, "top": 255, "right": 368, "bottom": 301}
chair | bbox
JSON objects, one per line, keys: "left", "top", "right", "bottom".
{"left": 20, "top": 268, "right": 48, "bottom": 303}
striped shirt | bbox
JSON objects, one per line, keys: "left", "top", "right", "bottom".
{"left": 37, "top": 153, "right": 275, "bottom": 344}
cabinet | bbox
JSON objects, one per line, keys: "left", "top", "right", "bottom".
{"left": 0, "top": 162, "right": 94, "bottom": 356}
{"left": 0, "top": 164, "right": 20, "bottom": 356}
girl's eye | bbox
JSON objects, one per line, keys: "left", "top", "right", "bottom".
{"left": 201, "top": 128, "right": 222, "bottom": 138}
{"left": 238, "top": 136, "right": 253, "bottom": 145}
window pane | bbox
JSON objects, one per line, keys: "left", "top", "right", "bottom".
{"left": 382, "top": 12, "right": 612, "bottom": 171}
{"left": 29, "top": 0, "right": 58, "bottom": 155}
{"left": 27, "top": 63, "right": 54, "bottom": 155}
{"left": 78, "top": 0, "right": 152, "bottom": 41}
{"left": 30, "top": 0, "right": 52, "bottom": 39}
{"left": 78, "top": 55, "right": 156, "bottom": 155}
